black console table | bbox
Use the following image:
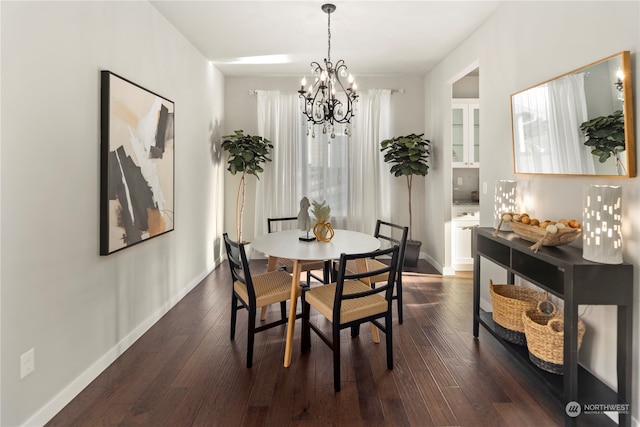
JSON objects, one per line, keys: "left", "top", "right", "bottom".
{"left": 473, "top": 227, "right": 633, "bottom": 426}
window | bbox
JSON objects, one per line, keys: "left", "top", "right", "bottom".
{"left": 297, "top": 125, "right": 349, "bottom": 221}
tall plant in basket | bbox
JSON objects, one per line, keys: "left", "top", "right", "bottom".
{"left": 221, "top": 130, "right": 273, "bottom": 243}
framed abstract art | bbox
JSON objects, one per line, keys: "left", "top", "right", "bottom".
{"left": 100, "top": 71, "right": 175, "bottom": 255}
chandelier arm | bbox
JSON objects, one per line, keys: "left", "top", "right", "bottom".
{"left": 310, "top": 61, "right": 323, "bottom": 75}
{"left": 307, "top": 85, "right": 330, "bottom": 125}
{"left": 333, "top": 61, "right": 354, "bottom": 95}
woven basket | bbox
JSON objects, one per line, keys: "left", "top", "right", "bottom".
{"left": 523, "top": 301, "right": 586, "bottom": 375}
{"left": 489, "top": 280, "right": 548, "bottom": 346}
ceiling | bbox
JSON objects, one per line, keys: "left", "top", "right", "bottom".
{"left": 150, "top": 1, "right": 501, "bottom": 77}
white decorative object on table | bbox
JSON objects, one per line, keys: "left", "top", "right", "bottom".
{"left": 494, "top": 180, "right": 517, "bottom": 229}
{"left": 583, "top": 185, "right": 622, "bottom": 264}
{"left": 297, "top": 197, "right": 315, "bottom": 241}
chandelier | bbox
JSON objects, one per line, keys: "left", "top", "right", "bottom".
{"left": 298, "top": 3, "right": 358, "bottom": 138}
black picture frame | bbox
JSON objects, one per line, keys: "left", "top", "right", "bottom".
{"left": 100, "top": 71, "right": 175, "bottom": 255}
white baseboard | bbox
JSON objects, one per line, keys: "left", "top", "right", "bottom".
{"left": 22, "top": 261, "right": 220, "bottom": 427}
{"left": 421, "top": 252, "right": 446, "bottom": 275}
{"left": 479, "top": 297, "right": 491, "bottom": 313}
{"left": 452, "top": 263, "right": 474, "bottom": 272}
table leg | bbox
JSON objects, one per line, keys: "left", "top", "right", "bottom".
{"left": 284, "top": 259, "right": 302, "bottom": 367}
{"left": 261, "top": 256, "right": 280, "bottom": 321}
{"left": 355, "top": 258, "right": 380, "bottom": 344}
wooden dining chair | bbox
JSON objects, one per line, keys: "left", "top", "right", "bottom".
{"left": 223, "top": 233, "right": 295, "bottom": 368}
{"left": 341, "top": 220, "right": 409, "bottom": 323}
{"left": 301, "top": 245, "right": 400, "bottom": 392}
{"left": 267, "top": 217, "right": 330, "bottom": 285}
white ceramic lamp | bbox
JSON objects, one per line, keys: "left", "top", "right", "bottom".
{"left": 494, "top": 180, "right": 517, "bottom": 229}
{"left": 583, "top": 185, "right": 622, "bottom": 264}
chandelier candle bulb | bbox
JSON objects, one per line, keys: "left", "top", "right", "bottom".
{"left": 583, "top": 185, "right": 623, "bottom": 264}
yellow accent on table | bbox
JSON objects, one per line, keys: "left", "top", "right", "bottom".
{"left": 313, "top": 221, "right": 335, "bottom": 242}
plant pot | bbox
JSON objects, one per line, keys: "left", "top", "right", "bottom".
{"left": 404, "top": 240, "right": 421, "bottom": 267}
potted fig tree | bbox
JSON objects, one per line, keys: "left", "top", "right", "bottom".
{"left": 221, "top": 130, "right": 273, "bottom": 243}
{"left": 380, "top": 133, "right": 431, "bottom": 267}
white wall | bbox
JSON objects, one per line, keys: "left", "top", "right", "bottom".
{"left": 425, "top": 1, "right": 639, "bottom": 423}
{"left": 0, "top": 2, "right": 225, "bottom": 425}
{"left": 223, "top": 75, "right": 426, "bottom": 248}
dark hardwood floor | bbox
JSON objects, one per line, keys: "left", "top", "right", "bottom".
{"left": 46, "top": 260, "right": 612, "bottom": 426}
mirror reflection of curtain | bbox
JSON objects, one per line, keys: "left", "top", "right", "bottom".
{"left": 255, "top": 89, "right": 392, "bottom": 236}
{"left": 513, "top": 73, "right": 595, "bottom": 174}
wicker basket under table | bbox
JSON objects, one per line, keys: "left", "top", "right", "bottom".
{"left": 523, "top": 301, "right": 586, "bottom": 375}
{"left": 489, "top": 280, "right": 547, "bottom": 346}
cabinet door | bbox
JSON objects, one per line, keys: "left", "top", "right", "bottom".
{"left": 452, "top": 101, "right": 479, "bottom": 168}
{"left": 452, "top": 107, "right": 465, "bottom": 163}
{"left": 469, "top": 104, "right": 480, "bottom": 166}
{"left": 452, "top": 220, "right": 477, "bottom": 266}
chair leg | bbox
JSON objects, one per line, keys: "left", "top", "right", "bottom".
{"left": 397, "top": 276, "right": 403, "bottom": 324}
{"left": 323, "top": 260, "right": 331, "bottom": 284}
{"left": 301, "top": 297, "right": 311, "bottom": 353}
{"left": 333, "top": 328, "right": 341, "bottom": 392}
{"left": 386, "top": 312, "right": 393, "bottom": 370}
{"left": 280, "top": 301, "right": 287, "bottom": 320}
{"left": 247, "top": 309, "right": 256, "bottom": 368}
{"left": 331, "top": 261, "right": 337, "bottom": 283}
{"left": 230, "top": 294, "right": 238, "bottom": 340}
{"left": 350, "top": 325, "right": 360, "bottom": 338}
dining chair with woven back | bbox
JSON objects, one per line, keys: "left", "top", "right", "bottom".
{"left": 340, "top": 220, "right": 409, "bottom": 324}
{"left": 301, "top": 245, "right": 400, "bottom": 392}
{"left": 223, "top": 232, "right": 296, "bottom": 368}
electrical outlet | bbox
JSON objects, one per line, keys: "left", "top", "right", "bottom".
{"left": 20, "top": 348, "right": 35, "bottom": 379}
{"left": 457, "top": 177, "right": 463, "bottom": 186}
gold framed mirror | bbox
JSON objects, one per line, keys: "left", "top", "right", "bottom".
{"left": 511, "top": 51, "right": 635, "bottom": 177}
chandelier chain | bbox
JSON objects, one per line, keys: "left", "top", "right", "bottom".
{"left": 327, "top": 9, "right": 331, "bottom": 64}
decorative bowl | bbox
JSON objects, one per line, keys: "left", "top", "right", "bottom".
{"left": 510, "top": 221, "right": 582, "bottom": 247}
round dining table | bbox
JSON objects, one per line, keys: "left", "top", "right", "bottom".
{"left": 251, "top": 229, "right": 380, "bottom": 367}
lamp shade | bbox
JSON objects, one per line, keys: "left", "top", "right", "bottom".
{"left": 583, "top": 185, "right": 622, "bottom": 264}
{"left": 494, "top": 180, "right": 517, "bottom": 228}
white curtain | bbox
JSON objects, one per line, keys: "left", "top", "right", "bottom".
{"left": 255, "top": 90, "right": 300, "bottom": 236}
{"left": 512, "top": 73, "right": 594, "bottom": 174}
{"left": 255, "top": 88, "right": 392, "bottom": 236}
{"left": 347, "top": 89, "right": 393, "bottom": 233}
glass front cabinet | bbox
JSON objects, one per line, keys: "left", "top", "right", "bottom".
{"left": 452, "top": 100, "right": 479, "bottom": 167}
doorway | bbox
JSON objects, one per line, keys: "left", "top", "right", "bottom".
{"left": 450, "top": 67, "right": 480, "bottom": 272}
